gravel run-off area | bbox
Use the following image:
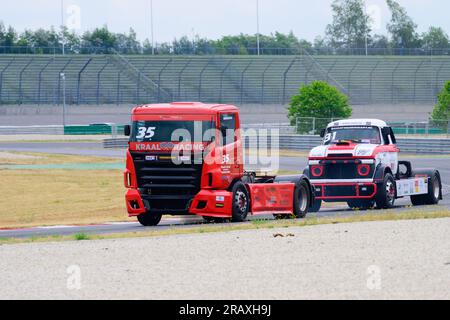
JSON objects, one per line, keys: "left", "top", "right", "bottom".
{"left": 0, "top": 218, "right": 449, "bottom": 300}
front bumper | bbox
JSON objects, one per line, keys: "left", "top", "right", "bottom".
{"left": 312, "top": 182, "right": 377, "bottom": 201}
{"left": 125, "top": 188, "right": 234, "bottom": 218}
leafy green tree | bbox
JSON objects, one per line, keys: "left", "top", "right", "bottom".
{"left": 431, "top": 82, "right": 450, "bottom": 131}
{"left": 288, "top": 81, "right": 352, "bottom": 134}
{"left": 422, "top": 27, "right": 450, "bottom": 49}
{"left": 370, "top": 34, "right": 390, "bottom": 49}
{"left": 115, "top": 28, "right": 142, "bottom": 54}
{"left": 172, "top": 36, "right": 196, "bottom": 54}
{"left": 0, "top": 24, "right": 18, "bottom": 52}
{"left": 60, "top": 26, "right": 81, "bottom": 53}
{"left": 386, "top": 0, "right": 420, "bottom": 49}
{"left": 326, "top": 0, "right": 371, "bottom": 49}
{"left": 81, "top": 26, "right": 117, "bottom": 53}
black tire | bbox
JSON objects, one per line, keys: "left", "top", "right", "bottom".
{"left": 376, "top": 173, "right": 396, "bottom": 209}
{"left": 137, "top": 212, "right": 162, "bottom": 226}
{"left": 310, "top": 199, "right": 322, "bottom": 213}
{"left": 347, "top": 200, "right": 375, "bottom": 210}
{"left": 293, "top": 179, "right": 311, "bottom": 218}
{"left": 411, "top": 173, "right": 441, "bottom": 206}
{"left": 231, "top": 181, "right": 250, "bottom": 222}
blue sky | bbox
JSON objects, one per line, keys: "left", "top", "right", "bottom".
{"left": 1, "top": 0, "right": 448, "bottom": 43}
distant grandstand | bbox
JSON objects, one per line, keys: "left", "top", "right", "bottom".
{"left": 0, "top": 53, "right": 449, "bottom": 106}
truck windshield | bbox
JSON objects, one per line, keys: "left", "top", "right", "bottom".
{"left": 130, "top": 121, "right": 216, "bottom": 142}
{"left": 324, "top": 126, "right": 381, "bottom": 145}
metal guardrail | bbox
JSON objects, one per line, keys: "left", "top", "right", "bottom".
{"left": 103, "top": 135, "right": 450, "bottom": 154}
{"left": 0, "top": 124, "right": 122, "bottom": 136}
{"left": 0, "top": 125, "right": 64, "bottom": 135}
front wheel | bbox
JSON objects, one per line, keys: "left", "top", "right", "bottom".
{"left": 231, "top": 181, "right": 250, "bottom": 222}
{"left": 376, "top": 173, "right": 396, "bottom": 209}
{"left": 137, "top": 212, "right": 162, "bottom": 226}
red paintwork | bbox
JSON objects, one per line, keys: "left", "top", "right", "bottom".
{"left": 132, "top": 102, "right": 239, "bottom": 116}
{"left": 125, "top": 189, "right": 146, "bottom": 216}
{"left": 357, "top": 164, "right": 371, "bottom": 177}
{"left": 311, "top": 165, "right": 324, "bottom": 177}
{"left": 248, "top": 183, "right": 295, "bottom": 213}
{"left": 125, "top": 102, "right": 299, "bottom": 219}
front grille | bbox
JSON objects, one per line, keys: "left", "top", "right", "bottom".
{"left": 131, "top": 152, "right": 202, "bottom": 212}
{"left": 311, "top": 163, "right": 375, "bottom": 180}
{"left": 325, "top": 185, "right": 357, "bottom": 197}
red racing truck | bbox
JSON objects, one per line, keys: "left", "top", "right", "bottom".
{"left": 123, "top": 102, "right": 314, "bottom": 226}
{"left": 305, "top": 119, "right": 443, "bottom": 212}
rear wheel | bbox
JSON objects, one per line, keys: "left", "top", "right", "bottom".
{"left": 347, "top": 200, "right": 375, "bottom": 210}
{"left": 376, "top": 173, "right": 396, "bottom": 209}
{"left": 411, "top": 173, "right": 441, "bottom": 206}
{"left": 137, "top": 212, "right": 162, "bottom": 226}
{"left": 231, "top": 181, "right": 250, "bottom": 222}
{"left": 293, "top": 180, "right": 311, "bottom": 218}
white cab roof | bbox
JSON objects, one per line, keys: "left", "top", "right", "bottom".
{"left": 327, "top": 119, "right": 388, "bottom": 128}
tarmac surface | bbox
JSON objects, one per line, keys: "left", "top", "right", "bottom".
{"left": 0, "top": 141, "right": 449, "bottom": 239}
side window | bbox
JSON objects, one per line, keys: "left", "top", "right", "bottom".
{"left": 220, "top": 114, "right": 236, "bottom": 146}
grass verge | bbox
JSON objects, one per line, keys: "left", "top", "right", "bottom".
{"left": 0, "top": 169, "right": 130, "bottom": 228}
{"left": 0, "top": 151, "right": 120, "bottom": 165}
{"left": 1, "top": 208, "right": 449, "bottom": 245}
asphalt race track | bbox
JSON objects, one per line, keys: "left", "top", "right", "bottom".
{"left": 1, "top": 141, "right": 449, "bottom": 239}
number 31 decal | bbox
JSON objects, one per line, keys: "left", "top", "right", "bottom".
{"left": 136, "top": 127, "right": 156, "bottom": 140}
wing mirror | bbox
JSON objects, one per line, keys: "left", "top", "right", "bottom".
{"left": 381, "top": 127, "right": 391, "bottom": 145}
{"left": 320, "top": 129, "right": 326, "bottom": 138}
{"left": 124, "top": 125, "right": 131, "bottom": 137}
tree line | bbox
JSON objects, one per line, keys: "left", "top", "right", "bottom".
{"left": 1, "top": 0, "right": 449, "bottom": 55}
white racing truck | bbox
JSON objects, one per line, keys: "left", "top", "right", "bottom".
{"left": 305, "top": 119, "right": 443, "bottom": 212}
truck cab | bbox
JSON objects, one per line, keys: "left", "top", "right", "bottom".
{"left": 306, "top": 119, "right": 442, "bottom": 211}
{"left": 124, "top": 102, "right": 314, "bottom": 226}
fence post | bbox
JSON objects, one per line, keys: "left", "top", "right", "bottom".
{"left": 391, "top": 62, "right": 401, "bottom": 104}
{"left": 97, "top": 59, "right": 110, "bottom": 105}
{"left": 0, "top": 58, "right": 15, "bottom": 105}
{"left": 19, "top": 58, "right": 34, "bottom": 105}
{"left": 369, "top": 61, "right": 380, "bottom": 104}
{"left": 178, "top": 59, "right": 191, "bottom": 100}
{"left": 219, "top": 60, "right": 232, "bottom": 104}
{"left": 56, "top": 58, "right": 72, "bottom": 105}
{"left": 198, "top": 58, "right": 213, "bottom": 101}
{"left": 157, "top": 58, "right": 172, "bottom": 103}
{"left": 261, "top": 59, "right": 274, "bottom": 104}
{"left": 240, "top": 61, "right": 253, "bottom": 105}
{"left": 413, "top": 61, "right": 425, "bottom": 102}
{"left": 77, "top": 58, "right": 93, "bottom": 105}
{"left": 38, "top": 58, "right": 54, "bottom": 105}
{"left": 312, "top": 117, "right": 316, "bottom": 135}
{"left": 116, "top": 73, "right": 121, "bottom": 105}
{"left": 435, "top": 61, "right": 445, "bottom": 100}
{"left": 282, "top": 57, "right": 297, "bottom": 105}
{"left": 347, "top": 61, "right": 359, "bottom": 100}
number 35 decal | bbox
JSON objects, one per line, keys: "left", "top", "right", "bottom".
{"left": 136, "top": 127, "right": 156, "bottom": 140}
